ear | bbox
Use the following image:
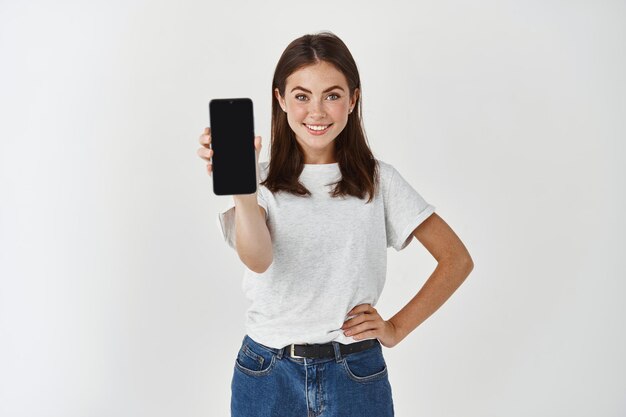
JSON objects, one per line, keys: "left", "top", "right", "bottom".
{"left": 351, "top": 88, "right": 359, "bottom": 108}
{"left": 274, "top": 88, "right": 285, "bottom": 111}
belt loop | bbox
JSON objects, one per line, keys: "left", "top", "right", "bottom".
{"left": 332, "top": 341, "right": 343, "bottom": 363}
{"left": 276, "top": 346, "right": 284, "bottom": 360}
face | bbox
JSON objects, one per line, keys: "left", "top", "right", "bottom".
{"left": 274, "top": 61, "right": 359, "bottom": 164}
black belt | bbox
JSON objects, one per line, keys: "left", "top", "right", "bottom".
{"left": 284, "top": 338, "right": 377, "bottom": 359}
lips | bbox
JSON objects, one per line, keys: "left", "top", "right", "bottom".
{"left": 303, "top": 123, "right": 333, "bottom": 135}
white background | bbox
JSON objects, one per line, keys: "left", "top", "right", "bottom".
{"left": 1, "top": 1, "right": 625, "bottom": 416}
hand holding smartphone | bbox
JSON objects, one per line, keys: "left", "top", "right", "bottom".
{"left": 207, "top": 98, "right": 259, "bottom": 196}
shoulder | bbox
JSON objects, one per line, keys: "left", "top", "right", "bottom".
{"left": 374, "top": 158, "right": 398, "bottom": 184}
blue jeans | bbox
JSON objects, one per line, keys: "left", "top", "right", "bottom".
{"left": 231, "top": 334, "right": 395, "bottom": 417}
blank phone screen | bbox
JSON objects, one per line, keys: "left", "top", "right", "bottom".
{"left": 209, "top": 98, "right": 257, "bottom": 195}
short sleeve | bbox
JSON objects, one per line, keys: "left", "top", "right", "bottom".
{"left": 384, "top": 166, "right": 436, "bottom": 251}
{"left": 216, "top": 189, "right": 269, "bottom": 250}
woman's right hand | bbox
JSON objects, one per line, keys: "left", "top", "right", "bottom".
{"left": 197, "top": 127, "right": 263, "bottom": 178}
{"left": 197, "top": 127, "right": 214, "bottom": 176}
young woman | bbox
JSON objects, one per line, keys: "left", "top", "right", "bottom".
{"left": 197, "top": 31, "right": 474, "bottom": 417}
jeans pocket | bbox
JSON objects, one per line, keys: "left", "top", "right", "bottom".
{"left": 341, "top": 342, "right": 388, "bottom": 383}
{"left": 234, "top": 337, "right": 277, "bottom": 377}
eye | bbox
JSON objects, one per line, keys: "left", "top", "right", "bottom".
{"left": 327, "top": 93, "right": 340, "bottom": 100}
{"left": 295, "top": 94, "right": 308, "bottom": 101}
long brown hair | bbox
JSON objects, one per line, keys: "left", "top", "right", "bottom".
{"left": 260, "top": 31, "right": 379, "bottom": 203}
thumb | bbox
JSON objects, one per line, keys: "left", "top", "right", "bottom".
{"left": 254, "top": 136, "right": 262, "bottom": 188}
{"left": 254, "top": 136, "right": 262, "bottom": 160}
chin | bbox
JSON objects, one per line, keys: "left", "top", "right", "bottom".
{"left": 295, "top": 135, "right": 336, "bottom": 150}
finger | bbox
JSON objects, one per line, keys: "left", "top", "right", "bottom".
{"left": 199, "top": 129, "right": 212, "bottom": 146}
{"left": 350, "top": 330, "right": 377, "bottom": 341}
{"left": 343, "top": 306, "right": 376, "bottom": 329}
{"left": 342, "top": 312, "right": 377, "bottom": 329}
{"left": 197, "top": 147, "right": 212, "bottom": 160}
{"left": 207, "top": 163, "right": 212, "bottom": 176}
{"left": 341, "top": 315, "right": 361, "bottom": 329}
{"left": 342, "top": 312, "right": 363, "bottom": 328}
{"left": 344, "top": 320, "right": 378, "bottom": 337}
{"left": 347, "top": 303, "right": 372, "bottom": 316}
{"left": 199, "top": 134, "right": 211, "bottom": 147}
{"left": 197, "top": 147, "right": 213, "bottom": 161}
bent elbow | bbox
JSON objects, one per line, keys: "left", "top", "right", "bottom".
{"left": 247, "top": 256, "right": 273, "bottom": 274}
{"left": 250, "top": 263, "right": 271, "bottom": 274}
{"left": 463, "top": 256, "right": 474, "bottom": 274}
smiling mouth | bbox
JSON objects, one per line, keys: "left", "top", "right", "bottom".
{"left": 303, "top": 123, "right": 333, "bottom": 132}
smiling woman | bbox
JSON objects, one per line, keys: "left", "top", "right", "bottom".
{"left": 197, "top": 30, "right": 474, "bottom": 417}
{"left": 274, "top": 60, "right": 359, "bottom": 164}
{"left": 261, "top": 36, "right": 380, "bottom": 202}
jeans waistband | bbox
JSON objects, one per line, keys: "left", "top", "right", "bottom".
{"left": 243, "top": 335, "right": 379, "bottom": 362}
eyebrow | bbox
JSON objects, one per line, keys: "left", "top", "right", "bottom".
{"left": 290, "top": 85, "right": 345, "bottom": 94}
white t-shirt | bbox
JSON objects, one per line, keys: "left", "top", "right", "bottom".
{"left": 217, "top": 159, "right": 435, "bottom": 349}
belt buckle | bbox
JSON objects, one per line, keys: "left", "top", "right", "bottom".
{"left": 290, "top": 343, "right": 306, "bottom": 359}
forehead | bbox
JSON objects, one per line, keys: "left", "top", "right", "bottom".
{"left": 286, "top": 61, "right": 348, "bottom": 89}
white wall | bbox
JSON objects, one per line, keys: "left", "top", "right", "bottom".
{"left": 1, "top": 1, "right": 624, "bottom": 416}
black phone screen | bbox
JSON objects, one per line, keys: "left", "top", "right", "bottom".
{"left": 208, "top": 98, "right": 257, "bottom": 195}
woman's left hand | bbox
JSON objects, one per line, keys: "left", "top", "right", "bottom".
{"left": 341, "top": 304, "right": 400, "bottom": 348}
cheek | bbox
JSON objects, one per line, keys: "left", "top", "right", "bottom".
{"left": 289, "top": 107, "right": 308, "bottom": 121}
{"left": 326, "top": 100, "right": 350, "bottom": 114}
{"left": 327, "top": 105, "right": 348, "bottom": 119}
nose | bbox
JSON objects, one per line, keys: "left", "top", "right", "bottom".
{"left": 309, "top": 100, "right": 326, "bottom": 119}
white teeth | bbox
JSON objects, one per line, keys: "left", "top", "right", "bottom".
{"left": 306, "top": 124, "right": 330, "bottom": 131}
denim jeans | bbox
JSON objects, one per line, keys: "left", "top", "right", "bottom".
{"left": 231, "top": 334, "right": 394, "bottom": 417}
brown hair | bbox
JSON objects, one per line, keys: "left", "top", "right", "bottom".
{"left": 260, "top": 31, "right": 379, "bottom": 203}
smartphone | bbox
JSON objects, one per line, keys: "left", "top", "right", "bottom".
{"left": 208, "top": 98, "right": 257, "bottom": 195}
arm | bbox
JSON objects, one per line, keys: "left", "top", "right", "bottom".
{"left": 388, "top": 213, "right": 474, "bottom": 345}
{"left": 233, "top": 194, "right": 273, "bottom": 274}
